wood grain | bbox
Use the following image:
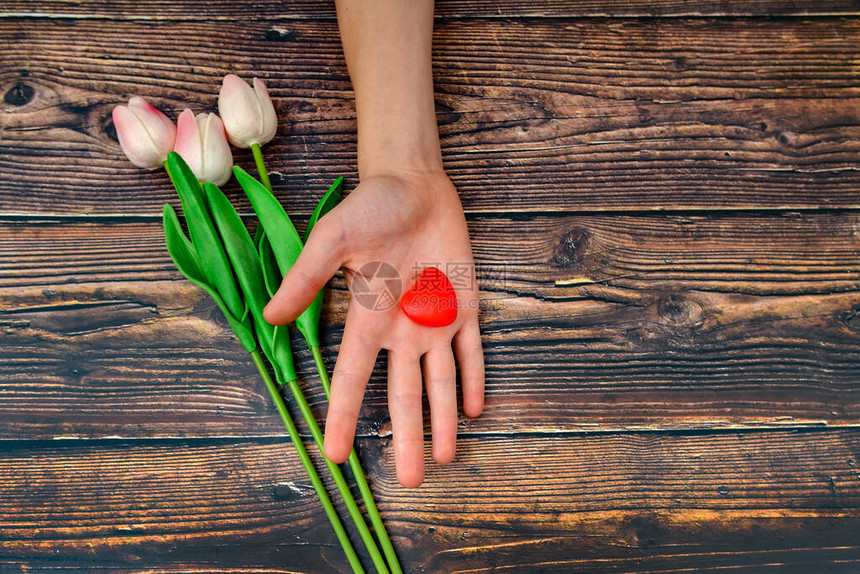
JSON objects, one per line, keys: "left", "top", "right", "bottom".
{"left": 1, "top": 0, "right": 857, "bottom": 19}
{"left": 2, "top": 2, "right": 859, "bottom": 571}
{"left": 1, "top": 431, "right": 858, "bottom": 572}
{"left": 1, "top": 18, "right": 858, "bottom": 215}
{"left": 1, "top": 213, "right": 857, "bottom": 439}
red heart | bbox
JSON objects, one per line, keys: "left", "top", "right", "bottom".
{"left": 400, "top": 267, "right": 458, "bottom": 327}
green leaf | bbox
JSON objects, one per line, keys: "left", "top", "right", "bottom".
{"left": 295, "top": 177, "right": 344, "bottom": 347}
{"left": 163, "top": 203, "right": 256, "bottom": 353}
{"left": 303, "top": 176, "right": 343, "bottom": 243}
{"left": 204, "top": 186, "right": 266, "bottom": 307}
{"left": 204, "top": 182, "right": 268, "bottom": 318}
{"left": 258, "top": 233, "right": 282, "bottom": 300}
{"left": 205, "top": 183, "right": 296, "bottom": 382}
{"left": 166, "top": 152, "right": 245, "bottom": 321}
{"left": 236, "top": 167, "right": 343, "bottom": 350}
{"left": 162, "top": 203, "right": 206, "bottom": 285}
{"left": 234, "top": 165, "right": 304, "bottom": 278}
{"left": 256, "top": 233, "right": 297, "bottom": 381}
{"left": 234, "top": 165, "right": 303, "bottom": 380}
{"left": 252, "top": 224, "right": 265, "bottom": 249}
{"left": 271, "top": 324, "right": 297, "bottom": 384}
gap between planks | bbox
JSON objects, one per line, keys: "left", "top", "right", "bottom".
{"left": 1, "top": 205, "right": 860, "bottom": 223}
{"left": 1, "top": 13, "right": 859, "bottom": 23}
{"left": 1, "top": 424, "right": 858, "bottom": 452}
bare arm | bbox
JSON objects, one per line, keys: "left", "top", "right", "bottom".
{"left": 336, "top": 0, "right": 442, "bottom": 178}
{"left": 265, "top": 0, "right": 484, "bottom": 488}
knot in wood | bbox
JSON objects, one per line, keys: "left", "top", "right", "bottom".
{"left": 265, "top": 28, "right": 297, "bottom": 42}
{"left": 656, "top": 294, "right": 701, "bottom": 325}
{"left": 625, "top": 513, "right": 666, "bottom": 548}
{"left": 552, "top": 228, "right": 589, "bottom": 268}
{"left": 273, "top": 481, "right": 305, "bottom": 501}
{"left": 104, "top": 113, "right": 119, "bottom": 142}
{"left": 844, "top": 310, "right": 860, "bottom": 334}
{"left": 4, "top": 83, "right": 34, "bottom": 106}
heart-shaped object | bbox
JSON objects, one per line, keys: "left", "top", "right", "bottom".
{"left": 400, "top": 267, "right": 458, "bottom": 327}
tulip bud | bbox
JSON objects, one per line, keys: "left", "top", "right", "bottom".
{"left": 112, "top": 96, "right": 176, "bottom": 169}
{"left": 173, "top": 109, "right": 233, "bottom": 186}
{"left": 218, "top": 74, "right": 277, "bottom": 148}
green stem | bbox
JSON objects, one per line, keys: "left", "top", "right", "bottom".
{"left": 311, "top": 345, "right": 403, "bottom": 574}
{"left": 251, "top": 143, "right": 272, "bottom": 192}
{"left": 250, "top": 143, "right": 270, "bottom": 247}
{"left": 279, "top": 374, "right": 390, "bottom": 574}
{"left": 249, "top": 350, "right": 365, "bottom": 574}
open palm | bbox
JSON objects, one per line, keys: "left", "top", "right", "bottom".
{"left": 264, "top": 170, "right": 484, "bottom": 487}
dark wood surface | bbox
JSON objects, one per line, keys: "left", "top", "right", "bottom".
{"left": 3, "top": 17, "right": 860, "bottom": 215}
{"left": 1, "top": 2, "right": 858, "bottom": 573}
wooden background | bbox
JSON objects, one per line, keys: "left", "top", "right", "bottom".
{"left": 1, "top": 1, "right": 859, "bottom": 572}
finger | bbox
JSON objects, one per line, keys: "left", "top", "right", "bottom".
{"left": 263, "top": 213, "right": 344, "bottom": 325}
{"left": 323, "top": 314, "right": 379, "bottom": 464}
{"left": 423, "top": 346, "right": 458, "bottom": 465}
{"left": 388, "top": 349, "right": 425, "bottom": 488}
{"left": 453, "top": 317, "right": 485, "bottom": 418}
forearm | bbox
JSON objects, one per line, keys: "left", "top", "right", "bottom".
{"left": 335, "top": 0, "right": 442, "bottom": 179}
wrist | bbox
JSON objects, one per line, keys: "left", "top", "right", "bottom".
{"left": 357, "top": 109, "right": 444, "bottom": 178}
{"left": 358, "top": 142, "right": 444, "bottom": 181}
{"left": 335, "top": 0, "right": 443, "bottom": 183}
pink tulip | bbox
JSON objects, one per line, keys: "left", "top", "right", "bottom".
{"left": 173, "top": 109, "right": 233, "bottom": 186}
{"left": 112, "top": 96, "right": 176, "bottom": 169}
{"left": 218, "top": 74, "right": 277, "bottom": 148}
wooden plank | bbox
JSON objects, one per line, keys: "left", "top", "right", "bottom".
{"left": 0, "top": 439, "right": 369, "bottom": 572}
{"left": 1, "top": 213, "right": 858, "bottom": 439}
{"left": 0, "top": 0, "right": 857, "bottom": 19}
{"left": 0, "top": 431, "right": 858, "bottom": 571}
{"left": 1, "top": 18, "right": 858, "bottom": 215}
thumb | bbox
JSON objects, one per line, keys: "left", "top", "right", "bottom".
{"left": 263, "top": 215, "right": 344, "bottom": 325}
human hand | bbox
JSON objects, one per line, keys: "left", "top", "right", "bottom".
{"left": 263, "top": 169, "right": 484, "bottom": 487}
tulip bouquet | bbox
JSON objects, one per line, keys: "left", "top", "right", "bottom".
{"left": 113, "top": 76, "right": 401, "bottom": 574}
